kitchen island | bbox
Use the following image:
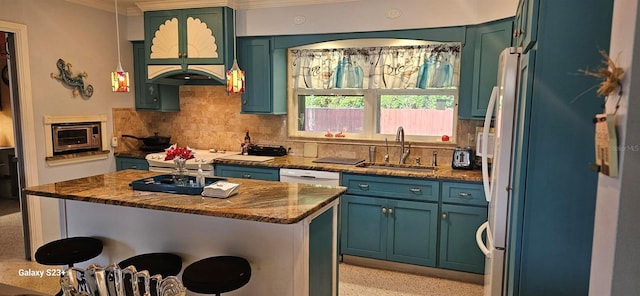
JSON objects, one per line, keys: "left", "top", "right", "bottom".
{"left": 24, "top": 170, "right": 345, "bottom": 296}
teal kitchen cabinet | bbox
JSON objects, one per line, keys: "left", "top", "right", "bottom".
{"left": 469, "top": 18, "right": 513, "bottom": 118}
{"left": 341, "top": 173, "right": 439, "bottom": 203}
{"left": 115, "top": 156, "right": 149, "bottom": 171}
{"left": 439, "top": 204, "right": 487, "bottom": 273}
{"left": 214, "top": 164, "right": 279, "bottom": 181}
{"left": 341, "top": 195, "right": 438, "bottom": 267}
{"left": 439, "top": 182, "right": 487, "bottom": 274}
{"left": 144, "top": 7, "right": 233, "bottom": 82}
{"left": 340, "top": 195, "right": 387, "bottom": 260}
{"left": 237, "top": 37, "right": 287, "bottom": 114}
{"left": 309, "top": 207, "right": 335, "bottom": 296}
{"left": 458, "top": 17, "right": 513, "bottom": 119}
{"left": 387, "top": 199, "right": 439, "bottom": 266}
{"left": 340, "top": 174, "right": 488, "bottom": 273}
{"left": 132, "top": 41, "right": 180, "bottom": 111}
{"left": 441, "top": 181, "right": 488, "bottom": 207}
{"left": 513, "top": 0, "right": 539, "bottom": 53}
{"left": 340, "top": 174, "right": 439, "bottom": 267}
{"left": 506, "top": 1, "right": 613, "bottom": 295}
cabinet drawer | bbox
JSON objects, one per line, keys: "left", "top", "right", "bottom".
{"left": 215, "top": 165, "right": 279, "bottom": 181}
{"left": 342, "top": 174, "right": 439, "bottom": 202}
{"left": 116, "top": 157, "right": 149, "bottom": 171}
{"left": 442, "top": 182, "right": 487, "bottom": 206}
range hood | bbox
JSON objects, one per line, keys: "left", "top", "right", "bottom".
{"left": 148, "top": 68, "right": 227, "bottom": 86}
{"left": 144, "top": 7, "right": 234, "bottom": 86}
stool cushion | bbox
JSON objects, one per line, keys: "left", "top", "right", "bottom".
{"left": 118, "top": 253, "right": 183, "bottom": 277}
{"left": 182, "top": 256, "right": 251, "bottom": 294}
{"left": 35, "top": 237, "right": 103, "bottom": 266}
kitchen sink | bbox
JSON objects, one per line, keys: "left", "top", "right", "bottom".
{"left": 355, "top": 162, "right": 438, "bottom": 173}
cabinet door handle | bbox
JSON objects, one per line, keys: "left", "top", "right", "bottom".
{"left": 382, "top": 207, "right": 387, "bottom": 214}
{"left": 442, "top": 213, "right": 448, "bottom": 220}
{"left": 358, "top": 184, "right": 369, "bottom": 189}
{"left": 242, "top": 174, "right": 251, "bottom": 178}
{"left": 409, "top": 188, "right": 421, "bottom": 193}
{"left": 242, "top": 100, "right": 248, "bottom": 105}
{"left": 130, "top": 165, "right": 137, "bottom": 169}
{"left": 388, "top": 208, "right": 393, "bottom": 215}
{"left": 458, "top": 192, "right": 472, "bottom": 198}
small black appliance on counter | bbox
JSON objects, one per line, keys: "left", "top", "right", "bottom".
{"left": 452, "top": 147, "right": 475, "bottom": 170}
{"left": 247, "top": 144, "right": 288, "bottom": 156}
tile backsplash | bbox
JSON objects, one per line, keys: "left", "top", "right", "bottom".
{"left": 113, "top": 85, "right": 483, "bottom": 164}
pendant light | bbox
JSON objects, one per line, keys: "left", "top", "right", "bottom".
{"left": 111, "top": 0, "right": 130, "bottom": 92}
{"left": 226, "top": 5, "right": 245, "bottom": 94}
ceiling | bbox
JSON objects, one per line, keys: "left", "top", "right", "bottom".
{"left": 66, "top": 0, "right": 361, "bottom": 15}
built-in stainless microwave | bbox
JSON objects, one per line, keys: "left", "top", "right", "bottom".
{"left": 52, "top": 122, "right": 101, "bottom": 154}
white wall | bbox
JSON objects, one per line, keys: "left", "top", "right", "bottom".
{"left": 590, "top": 0, "right": 640, "bottom": 295}
{"left": 0, "top": 0, "right": 135, "bottom": 245}
{"left": 127, "top": 0, "right": 518, "bottom": 40}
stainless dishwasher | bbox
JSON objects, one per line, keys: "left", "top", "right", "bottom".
{"left": 279, "top": 168, "right": 340, "bottom": 186}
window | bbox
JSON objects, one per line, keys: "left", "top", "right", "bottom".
{"left": 287, "top": 39, "right": 460, "bottom": 143}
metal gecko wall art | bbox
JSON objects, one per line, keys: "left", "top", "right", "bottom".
{"left": 50, "top": 58, "right": 94, "bottom": 98}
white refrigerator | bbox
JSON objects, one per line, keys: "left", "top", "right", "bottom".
{"left": 476, "top": 47, "right": 522, "bottom": 296}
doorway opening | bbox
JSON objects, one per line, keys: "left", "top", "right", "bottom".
{"left": 1, "top": 30, "right": 31, "bottom": 260}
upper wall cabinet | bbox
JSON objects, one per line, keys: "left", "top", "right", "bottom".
{"left": 237, "top": 37, "right": 287, "bottom": 114}
{"left": 513, "top": 0, "right": 539, "bottom": 53}
{"left": 132, "top": 41, "right": 180, "bottom": 112}
{"left": 144, "top": 7, "right": 233, "bottom": 83}
{"left": 458, "top": 18, "right": 513, "bottom": 119}
{"left": 470, "top": 19, "right": 513, "bottom": 118}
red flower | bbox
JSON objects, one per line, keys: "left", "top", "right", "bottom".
{"left": 164, "top": 145, "right": 195, "bottom": 161}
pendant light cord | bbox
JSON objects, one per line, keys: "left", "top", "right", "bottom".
{"left": 114, "top": 0, "right": 122, "bottom": 70}
{"left": 233, "top": 2, "right": 238, "bottom": 65}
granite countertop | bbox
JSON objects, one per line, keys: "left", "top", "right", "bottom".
{"left": 24, "top": 170, "right": 346, "bottom": 224}
{"left": 114, "top": 149, "right": 483, "bottom": 182}
{"left": 214, "top": 155, "right": 483, "bottom": 182}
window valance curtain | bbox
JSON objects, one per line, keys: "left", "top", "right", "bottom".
{"left": 290, "top": 43, "right": 461, "bottom": 90}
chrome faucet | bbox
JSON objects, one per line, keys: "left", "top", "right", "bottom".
{"left": 396, "top": 126, "right": 410, "bottom": 164}
{"left": 432, "top": 150, "right": 438, "bottom": 167}
{"left": 401, "top": 143, "right": 411, "bottom": 164}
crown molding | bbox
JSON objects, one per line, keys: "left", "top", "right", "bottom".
{"left": 236, "top": 0, "right": 360, "bottom": 10}
{"left": 67, "top": 0, "right": 361, "bottom": 16}
{"left": 135, "top": 0, "right": 232, "bottom": 12}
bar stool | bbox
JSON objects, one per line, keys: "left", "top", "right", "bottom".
{"left": 118, "top": 252, "right": 183, "bottom": 277}
{"left": 182, "top": 256, "right": 251, "bottom": 296}
{"left": 34, "top": 236, "right": 103, "bottom": 267}
{"left": 34, "top": 236, "right": 103, "bottom": 296}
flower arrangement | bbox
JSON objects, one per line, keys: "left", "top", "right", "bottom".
{"left": 164, "top": 144, "right": 195, "bottom": 161}
{"left": 580, "top": 50, "right": 625, "bottom": 97}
